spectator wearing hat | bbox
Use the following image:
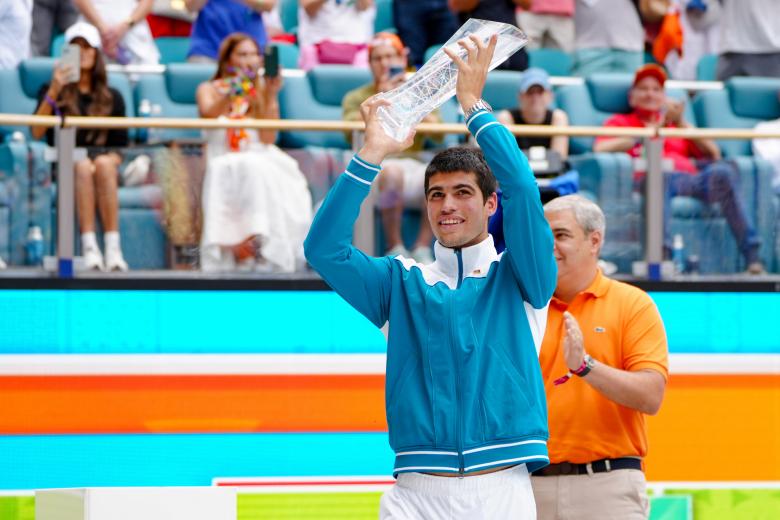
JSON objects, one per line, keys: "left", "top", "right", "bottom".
{"left": 594, "top": 64, "right": 764, "bottom": 274}
{"left": 30, "top": 22, "right": 130, "bottom": 272}
{"left": 491, "top": 68, "right": 578, "bottom": 252}
{"left": 185, "top": 0, "right": 272, "bottom": 63}
{"left": 341, "top": 32, "right": 442, "bottom": 262}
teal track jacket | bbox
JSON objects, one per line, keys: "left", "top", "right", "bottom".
{"left": 304, "top": 110, "right": 557, "bottom": 475}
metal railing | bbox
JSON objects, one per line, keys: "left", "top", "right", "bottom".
{"left": 3, "top": 113, "right": 780, "bottom": 278}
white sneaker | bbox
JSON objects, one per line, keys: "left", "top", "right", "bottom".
{"left": 104, "top": 247, "right": 129, "bottom": 272}
{"left": 0, "top": 256, "right": 6, "bottom": 269}
{"left": 83, "top": 245, "right": 105, "bottom": 271}
{"left": 410, "top": 245, "right": 434, "bottom": 264}
{"left": 385, "top": 244, "right": 410, "bottom": 258}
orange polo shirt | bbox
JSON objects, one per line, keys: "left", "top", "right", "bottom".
{"left": 539, "top": 270, "right": 669, "bottom": 464}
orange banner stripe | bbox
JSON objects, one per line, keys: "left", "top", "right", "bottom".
{"left": 3, "top": 374, "right": 778, "bottom": 482}
{"left": 0, "top": 375, "right": 387, "bottom": 434}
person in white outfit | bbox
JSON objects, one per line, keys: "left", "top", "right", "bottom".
{"left": 196, "top": 32, "right": 312, "bottom": 272}
{"left": 73, "top": 0, "right": 160, "bottom": 65}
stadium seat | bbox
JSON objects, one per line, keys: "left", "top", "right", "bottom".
{"left": 275, "top": 41, "right": 300, "bottom": 69}
{"left": 134, "top": 62, "right": 215, "bottom": 142}
{"left": 696, "top": 54, "right": 718, "bottom": 81}
{"left": 374, "top": 0, "right": 395, "bottom": 33}
{"left": 528, "top": 48, "right": 572, "bottom": 77}
{"left": 693, "top": 76, "right": 780, "bottom": 271}
{"left": 279, "top": 0, "right": 298, "bottom": 34}
{"left": 155, "top": 36, "right": 190, "bottom": 64}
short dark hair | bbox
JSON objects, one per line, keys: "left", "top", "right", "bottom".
{"left": 424, "top": 147, "right": 497, "bottom": 202}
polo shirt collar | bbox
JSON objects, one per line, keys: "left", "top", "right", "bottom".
{"left": 552, "top": 268, "right": 608, "bottom": 307}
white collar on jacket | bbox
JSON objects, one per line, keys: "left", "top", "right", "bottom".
{"left": 395, "top": 235, "right": 500, "bottom": 290}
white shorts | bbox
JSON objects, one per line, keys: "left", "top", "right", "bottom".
{"left": 383, "top": 157, "right": 427, "bottom": 208}
{"left": 379, "top": 465, "right": 537, "bottom": 520}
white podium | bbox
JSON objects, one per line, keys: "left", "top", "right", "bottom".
{"left": 35, "top": 487, "right": 236, "bottom": 520}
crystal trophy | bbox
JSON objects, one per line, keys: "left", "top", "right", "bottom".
{"left": 376, "top": 18, "right": 528, "bottom": 142}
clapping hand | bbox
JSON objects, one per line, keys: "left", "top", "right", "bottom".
{"left": 562, "top": 311, "right": 586, "bottom": 372}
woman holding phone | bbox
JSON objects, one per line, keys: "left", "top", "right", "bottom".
{"left": 31, "top": 21, "right": 130, "bottom": 272}
{"left": 196, "top": 33, "right": 312, "bottom": 272}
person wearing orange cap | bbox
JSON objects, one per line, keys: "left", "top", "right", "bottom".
{"left": 342, "top": 32, "right": 442, "bottom": 263}
{"left": 594, "top": 64, "right": 764, "bottom": 274}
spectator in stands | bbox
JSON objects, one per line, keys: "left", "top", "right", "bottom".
{"left": 497, "top": 67, "right": 577, "bottom": 198}
{"left": 342, "top": 33, "right": 440, "bottom": 262}
{"left": 186, "top": 0, "right": 272, "bottom": 63}
{"left": 196, "top": 32, "right": 312, "bottom": 272}
{"left": 297, "top": 0, "right": 376, "bottom": 70}
{"left": 30, "top": 22, "right": 130, "bottom": 272}
{"left": 593, "top": 64, "right": 764, "bottom": 274}
{"left": 572, "top": 0, "right": 644, "bottom": 76}
{"left": 717, "top": 0, "right": 780, "bottom": 81}
{"left": 493, "top": 68, "right": 578, "bottom": 251}
{"left": 532, "top": 194, "right": 668, "bottom": 520}
{"left": 31, "top": 0, "right": 78, "bottom": 58}
{"left": 393, "top": 0, "right": 458, "bottom": 68}
{"left": 0, "top": 0, "right": 32, "bottom": 69}
{"left": 147, "top": 0, "right": 196, "bottom": 38}
{"left": 74, "top": 0, "right": 160, "bottom": 65}
{"left": 517, "top": 0, "right": 575, "bottom": 52}
{"left": 449, "top": 0, "right": 530, "bottom": 71}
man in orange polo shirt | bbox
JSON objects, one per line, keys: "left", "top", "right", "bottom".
{"left": 532, "top": 194, "right": 669, "bottom": 520}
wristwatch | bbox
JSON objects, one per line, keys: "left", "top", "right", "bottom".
{"left": 463, "top": 98, "right": 492, "bottom": 120}
{"left": 573, "top": 354, "right": 596, "bottom": 378}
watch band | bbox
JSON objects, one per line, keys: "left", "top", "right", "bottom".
{"left": 463, "top": 98, "right": 492, "bottom": 120}
{"left": 573, "top": 354, "right": 595, "bottom": 377}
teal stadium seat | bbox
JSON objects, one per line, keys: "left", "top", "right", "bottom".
{"left": 528, "top": 48, "right": 572, "bottom": 77}
{"left": 693, "top": 77, "right": 780, "bottom": 271}
{"left": 374, "top": 0, "right": 395, "bottom": 33}
{"left": 155, "top": 36, "right": 190, "bottom": 64}
{"left": 696, "top": 54, "right": 717, "bottom": 81}
{"left": 276, "top": 41, "right": 300, "bottom": 69}
{"left": 279, "top": 0, "right": 298, "bottom": 34}
{"left": 134, "top": 62, "right": 216, "bottom": 142}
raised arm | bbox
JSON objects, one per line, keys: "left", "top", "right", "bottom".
{"left": 445, "top": 35, "right": 556, "bottom": 308}
{"left": 304, "top": 97, "right": 416, "bottom": 327}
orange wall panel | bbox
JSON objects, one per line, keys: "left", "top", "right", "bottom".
{"left": 646, "top": 375, "right": 780, "bottom": 481}
{"left": 0, "top": 375, "right": 387, "bottom": 434}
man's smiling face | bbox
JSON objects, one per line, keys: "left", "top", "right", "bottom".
{"left": 425, "top": 171, "right": 497, "bottom": 248}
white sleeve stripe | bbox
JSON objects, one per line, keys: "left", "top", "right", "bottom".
{"left": 353, "top": 156, "right": 381, "bottom": 172}
{"left": 466, "top": 109, "right": 489, "bottom": 125}
{"left": 344, "top": 170, "right": 372, "bottom": 186}
{"left": 474, "top": 121, "right": 500, "bottom": 141}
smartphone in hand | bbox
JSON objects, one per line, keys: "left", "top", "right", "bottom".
{"left": 60, "top": 44, "right": 81, "bottom": 84}
{"left": 263, "top": 45, "right": 279, "bottom": 78}
{"left": 388, "top": 65, "right": 404, "bottom": 78}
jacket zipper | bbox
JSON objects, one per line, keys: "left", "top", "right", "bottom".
{"left": 451, "top": 249, "right": 465, "bottom": 476}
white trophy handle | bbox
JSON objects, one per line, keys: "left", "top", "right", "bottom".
{"left": 375, "top": 19, "right": 528, "bottom": 142}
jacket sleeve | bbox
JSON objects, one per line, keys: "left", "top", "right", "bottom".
{"left": 468, "top": 110, "right": 557, "bottom": 308}
{"left": 303, "top": 155, "right": 393, "bottom": 328}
